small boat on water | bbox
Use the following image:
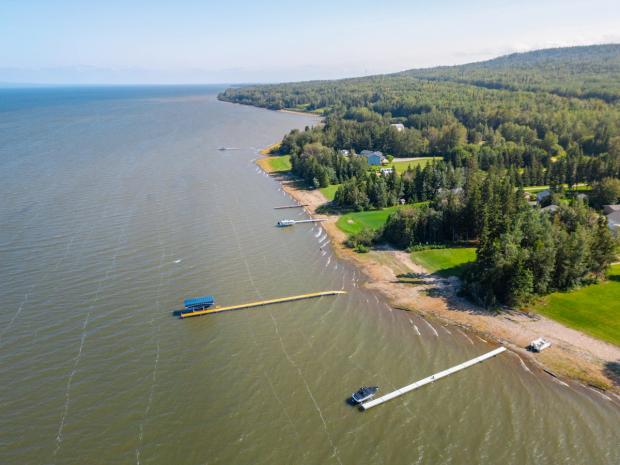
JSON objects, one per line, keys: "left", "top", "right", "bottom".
{"left": 277, "top": 219, "right": 296, "bottom": 227}
{"left": 528, "top": 337, "right": 551, "bottom": 352}
{"left": 351, "top": 386, "right": 379, "bottom": 403}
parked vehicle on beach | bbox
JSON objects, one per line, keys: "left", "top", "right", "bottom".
{"left": 528, "top": 338, "right": 551, "bottom": 352}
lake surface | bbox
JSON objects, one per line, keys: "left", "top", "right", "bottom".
{"left": 0, "top": 86, "right": 618, "bottom": 465}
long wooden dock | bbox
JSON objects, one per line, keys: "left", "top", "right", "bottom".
{"left": 361, "top": 347, "right": 506, "bottom": 410}
{"left": 180, "top": 290, "right": 347, "bottom": 319}
{"left": 274, "top": 204, "right": 308, "bottom": 209}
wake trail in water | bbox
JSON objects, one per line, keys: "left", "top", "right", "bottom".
{"left": 54, "top": 196, "right": 136, "bottom": 460}
{"left": 422, "top": 319, "right": 439, "bottom": 337}
{"left": 456, "top": 328, "right": 474, "bottom": 345}
{"left": 54, "top": 314, "right": 89, "bottom": 458}
{"left": 1, "top": 221, "right": 88, "bottom": 346}
{"left": 409, "top": 320, "right": 421, "bottom": 336}
{"left": 269, "top": 314, "right": 343, "bottom": 465}
{"left": 136, "top": 236, "right": 167, "bottom": 465}
{"left": 514, "top": 353, "right": 532, "bottom": 373}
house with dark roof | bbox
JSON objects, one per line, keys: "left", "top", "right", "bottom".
{"left": 536, "top": 189, "right": 551, "bottom": 203}
{"left": 607, "top": 210, "right": 620, "bottom": 235}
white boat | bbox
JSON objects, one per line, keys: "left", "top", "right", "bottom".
{"left": 277, "top": 219, "right": 296, "bottom": 227}
{"left": 528, "top": 337, "right": 551, "bottom": 352}
{"left": 351, "top": 386, "right": 379, "bottom": 403}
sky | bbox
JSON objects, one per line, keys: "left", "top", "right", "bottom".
{"left": 1, "top": 0, "right": 619, "bottom": 85}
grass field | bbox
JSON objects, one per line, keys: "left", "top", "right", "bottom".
{"left": 369, "top": 157, "right": 442, "bottom": 174}
{"left": 410, "top": 247, "right": 477, "bottom": 278}
{"left": 528, "top": 265, "right": 620, "bottom": 346}
{"left": 336, "top": 206, "right": 400, "bottom": 235}
{"left": 319, "top": 184, "right": 340, "bottom": 201}
{"left": 523, "top": 183, "right": 590, "bottom": 193}
{"left": 257, "top": 155, "right": 291, "bottom": 173}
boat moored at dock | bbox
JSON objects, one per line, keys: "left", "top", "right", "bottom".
{"left": 181, "top": 295, "right": 215, "bottom": 314}
{"left": 277, "top": 219, "right": 296, "bottom": 227}
{"left": 351, "top": 386, "right": 379, "bottom": 403}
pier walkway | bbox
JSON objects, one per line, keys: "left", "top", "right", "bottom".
{"left": 361, "top": 347, "right": 507, "bottom": 410}
{"left": 180, "top": 291, "right": 346, "bottom": 318}
{"left": 274, "top": 204, "right": 308, "bottom": 209}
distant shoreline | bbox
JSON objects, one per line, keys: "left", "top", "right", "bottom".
{"left": 257, "top": 145, "right": 620, "bottom": 395}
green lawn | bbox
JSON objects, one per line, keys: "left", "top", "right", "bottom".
{"left": 523, "top": 183, "right": 590, "bottom": 193}
{"left": 257, "top": 155, "right": 291, "bottom": 173}
{"left": 369, "top": 157, "right": 442, "bottom": 174}
{"left": 336, "top": 206, "right": 401, "bottom": 235}
{"left": 266, "top": 155, "right": 291, "bottom": 172}
{"left": 319, "top": 184, "right": 340, "bottom": 201}
{"left": 529, "top": 265, "right": 620, "bottom": 346}
{"left": 410, "top": 247, "right": 477, "bottom": 278}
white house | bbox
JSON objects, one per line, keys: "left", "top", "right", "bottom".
{"left": 360, "top": 150, "right": 386, "bottom": 166}
{"left": 380, "top": 168, "right": 394, "bottom": 175}
{"left": 390, "top": 123, "right": 405, "bottom": 132}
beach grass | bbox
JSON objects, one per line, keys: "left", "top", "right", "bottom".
{"left": 528, "top": 264, "right": 620, "bottom": 346}
{"left": 410, "top": 247, "right": 477, "bottom": 278}
{"left": 257, "top": 155, "right": 291, "bottom": 173}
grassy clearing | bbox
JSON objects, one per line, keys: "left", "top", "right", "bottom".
{"left": 410, "top": 247, "right": 477, "bottom": 278}
{"left": 336, "top": 206, "right": 400, "bottom": 235}
{"left": 523, "top": 183, "right": 590, "bottom": 193}
{"left": 319, "top": 184, "right": 340, "bottom": 201}
{"left": 528, "top": 265, "right": 620, "bottom": 346}
{"left": 369, "top": 157, "right": 442, "bottom": 174}
{"left": 257, "top": 155, "right": 291, "bottom": 173}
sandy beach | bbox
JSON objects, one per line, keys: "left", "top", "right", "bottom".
{"left": 265, "top": 162, "right": 620, "bottom": 395}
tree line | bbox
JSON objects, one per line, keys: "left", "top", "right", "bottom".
{"left": 381, "top": 172, "right": 616, "bottom": 306}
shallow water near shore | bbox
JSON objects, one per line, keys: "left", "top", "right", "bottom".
{"left": 0, "top": 86, "right": 618, "bottom": 465}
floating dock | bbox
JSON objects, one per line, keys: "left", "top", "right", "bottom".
{"left": 274, "top": 204, "right": 308, "bottom": 209}
{"left": 361, "top": 347, "right": 506, "bottom": 410}
{"left": 180, "top": 290, "right": 346, "bottom": 319}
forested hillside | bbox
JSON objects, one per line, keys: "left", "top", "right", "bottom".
{"left": 402, "top": 44, "right": 620, "bottom": 102}
{"left": 219, "top": 45, "right": 620, "bottom": 307}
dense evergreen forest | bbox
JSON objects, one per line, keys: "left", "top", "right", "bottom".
{"left": 219, "top": 44, "right": 620, "bottom": 307}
